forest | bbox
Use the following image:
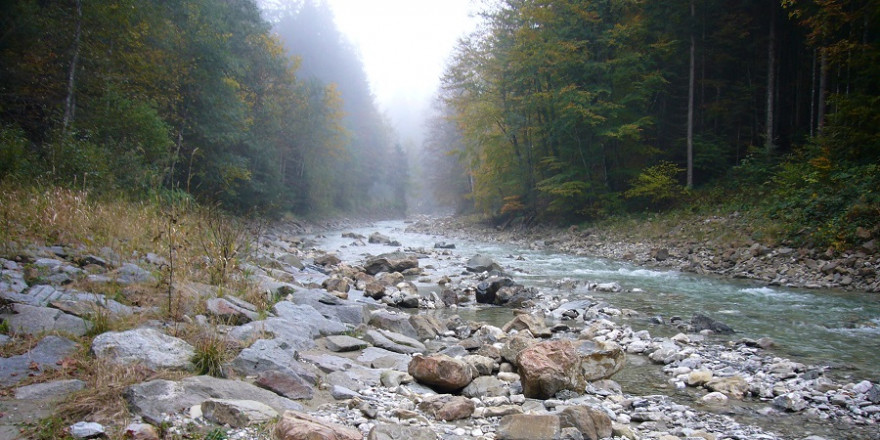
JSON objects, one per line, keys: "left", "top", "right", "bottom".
{"left": 423, "top": 0, "right": 879, "bottom": 249}
{"left": 0, "top": 0, "right": 407, "bottom": 216}
{"left": 1, "top": 0, "right": 878, "bottom": 249}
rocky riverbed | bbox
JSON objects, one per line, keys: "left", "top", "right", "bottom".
{"left": 0, "top": 218, "right": 877, "bottom": 439}
{"left": 405, "top": 216, "right": 880, "bottom": 293}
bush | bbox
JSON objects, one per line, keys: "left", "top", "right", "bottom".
{"left": 625, "top": 161, "right": 689, "bottom": 209}
{"left": 766, "top": 149, "right": 880, "bottom": 249}
{"left": 0, "top": 124, "right": 34, "bottom": 180}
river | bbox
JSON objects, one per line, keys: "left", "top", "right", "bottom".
{"left": 309, "top": 219, "right": 880, "bottom": 438}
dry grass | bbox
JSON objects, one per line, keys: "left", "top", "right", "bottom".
{"left": 0, "top": 182, "right": 273, "bottom": 436}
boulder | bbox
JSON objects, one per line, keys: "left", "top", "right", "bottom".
{"left": 272, "top": 302, "right": 348, "bottom": 337}
{"left": 408, "top": 354, "right": 474, "bottom": 392}
{"left": 368, "top": 232, "right": 393, "bottom": 245}
{"left": 463, "top": 354, "right": 496, "bottom": 376}
{"left": 409, "top": 314, "right": 446, "bottom": 340}
{"left": 123, "top": 423, "right": 160, "bottom": 440}
{"left": 773, "top": 392, "right": 808, "bottom": 412}
{"left": 368, "top": 310, "right": 418, "bottom": 339}
{"left": 380, "top": 370, "right": 413, "bottom": 387}
{"left": 364, "top": 282, "right": 386, "bottom": 299}
{"left": 324, "top": 335, "right": 369, "bottom": 352}
{"left": 705, "top": 376, "right": 749, "bottom": 398}
{"left": 691, "top": 314, "right": 735, "bottom": 334}
{"left": 367, "top": 424, "right": 437, "bottom": 440}
{"left": 462, "top": 375, "right": 508, "bottom": 398}
{"left": 201, "top": 399, "right": 278, "bottom": 428}
{"left": 417, "top": 394, "right": 475, "bottom": 421}
{"left": 364, "top": 252, "right": 419, "bottom": 275}
{"left": 228, "top": 338, "right": 316, "bottom": 385}
{"left": 14, "top": 379, "right": 85, "bottom": 400}
{"left": 274, "top": 410, "right": 361, "bottom": 440}
{"left": 475, "top": 277, "right": 515, "bottom": 304}
{"left": 254, "top": 370, "right": 314, "bottom": 400}
{"left": 111, "top": 263, "right": 156, "bottom": 284}
{"left": 357, "top": 347, "right": 411, "bottom": 371}
{"left": 91, "top": 328, "right": 194, "bottom": 371}
{"left": 364, "top": 329, "right": 425, "bottom": 354}
{"left": 313, "top": 254, "right": 341, "bottom": 267}
{"left": 228, "top": 318, "right": 315, "bottom": 351}
{"left": 558, "top": 406, "right": 612, "bottom": 440}
{"left": 322, "top": 277, "right": 350, "bottom": 296}
{"left": 498, "top": 414, "right": 561, "bottom": 440}
{"left": 517, "top": 339, "right": 625, "bottom": 399}
{"left": 125, "top": 376, "right": 302, "bottom": 425}
{"left": 205, "top": 297, "right": 258, "bottom": 325}
{"left": 0, "top": 336, "right": 78, "bottom": 386}
{"left": 279, "top": 253, "right": 305, "bottom": 270}
{"left": 501, "top": 334, "right": 538, "bottom": 366}
{"left": 287, "top": 289, "right": 368, "bottom": 325}
{"left": 466, "top": 254, "right": 502, "bottom": 273}
{"left": 0, "top": 303, "right": 91, "bottom": 336}
{"left": 502, "top": 314, "right": 551, "bottom": 338}
{"left": 69, "top": 421, "right": 104, "bottom": 439}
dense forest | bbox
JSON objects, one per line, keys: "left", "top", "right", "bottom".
{"left": 0, "top": 0, "right": 405, "bottom": 216}
{"left": 424, "top": 0, "right": 879, "bottom": 248}
{"left": 1, "top": 0, "right": 878, "bottom": 248}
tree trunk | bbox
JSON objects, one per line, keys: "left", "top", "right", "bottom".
{"left": 686, "top": 0, "right": 695, "bottom": 189}
{"left": 765, "top": 0, "right": 776, "bottom": 153}
{"left": 810, "top": 48, "right": 817, "bottom": 137}
{"left": 62, "top": 0, "right": 83, "bottom": 134}
{"left": 817, "top": 49, "right": 828, "bottom": 135}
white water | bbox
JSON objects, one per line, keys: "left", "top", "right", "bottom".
{"left": 312, "top": 220, "right": 880, "bottom": 381}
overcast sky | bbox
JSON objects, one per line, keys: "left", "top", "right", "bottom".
{"left": 324, "top": 0, "right": 480, "bottom": 145}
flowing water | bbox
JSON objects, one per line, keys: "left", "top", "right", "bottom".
{"left": 309, "top": 220, "right": 880, "bottom": 438}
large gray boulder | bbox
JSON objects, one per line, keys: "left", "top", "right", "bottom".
{"left": 90, "top": 328, "right": 195, "bottom": 371}
{"left": 0, "top": 303, "right": 91, "bottom": 336}
{"left": 227, "top": 318, "right": 312, "bottom": 351}
{"left": 15, "top": 379, "right": 86, "bottom": 400}
{"left": 466, "top": 254, "right": 502, "bottom": 273}
{"left": 363, "top": 329, "right": 426, "bottom": 354}
{"left": 228, "top": 338, "right": 316, "bottom": 385}
{"left": 357, "top": 347, "right": 411, "bottom": 371}
{"left": 271, "top": 302, "right": 348, "bottom": 337}
{"left": 288, "top": 289, "right": 368, "bottom": 325}
{"left": 368, "top": 310, "right": 418, "bottom": 339}
{"left": 0, "top": 336, "right": 78, "bottom": 386}
{"left": 125, "top": 375, "right": 303, "bottom": 425}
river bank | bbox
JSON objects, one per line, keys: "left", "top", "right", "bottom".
{"left": 405, "top": 215, "right": 880, "bottom": 294}
{"left": 1, "top": 211, "right": 877, "bottom": 439}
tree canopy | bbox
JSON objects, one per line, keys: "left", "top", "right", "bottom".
{"left": 0, "top": 0, "right": 406, "bottom": 216}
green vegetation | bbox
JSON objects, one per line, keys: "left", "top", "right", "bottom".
{"left": 0, "top": 0, "right": 406, "bottom": 217}
{"left": 426, "top": 0, "right": 879, "bottom": 250}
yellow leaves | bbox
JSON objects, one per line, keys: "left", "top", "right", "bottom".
{"left": 500, "top": 195, "right": 526, "bottom": 215}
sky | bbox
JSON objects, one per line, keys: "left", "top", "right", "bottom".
{"left": 324, "top": 0, "right": 481, "bottom": 145}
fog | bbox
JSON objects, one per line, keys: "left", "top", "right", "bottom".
{"left": 325, "top": 0, "right": 479, "bottom": 145}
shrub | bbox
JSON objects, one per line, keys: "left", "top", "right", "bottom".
{"left": 625, "top": 161, "right": 689, "bottom": 208}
